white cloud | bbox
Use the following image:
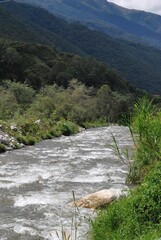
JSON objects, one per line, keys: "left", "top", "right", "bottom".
{"left": 108, "top": 0, "right": 161, "bottom": 15}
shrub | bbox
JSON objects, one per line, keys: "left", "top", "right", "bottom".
{"left": 57, "top": 120, "right": 78, "bottom": 136}
{"left": 16, "top": 135, "right": 36, "bottom": 145}
{"left": 19, "top": 121, "right": 39, "bottom": 135}
{"left": 50, "top": 128, "right": 62, "bottom": 137}
{"left": 4, "top": 80, "right": 35, "bottom": 105}
{"left": 0, "top": 87, "right": 18, "bottom": 119}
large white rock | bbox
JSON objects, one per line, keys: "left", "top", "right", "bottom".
{"left": 69, "top": 188, "right": 127, "bottom": 209}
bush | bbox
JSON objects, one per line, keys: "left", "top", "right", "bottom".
{"left": 19, "top": 121, "right": 39, "bottom": 135}
{"left": 57, "top": 120, "right": 79, "bottom": 136}
{"left": 0, "top": 87, "right": 18, "bottom": 119}
{"left": 50, "top": 128, "right": 62, "bottom": 137}
{"left": 4, "top": 80, "right": 35, "bottom": 105}
{"left": 16, "top": 135, "right": 36, "bottom": 145}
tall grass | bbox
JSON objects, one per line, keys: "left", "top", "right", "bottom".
{"left": 91, "top": 162, "right": 161, "bottom": 240}
{"left": 128, "top": 97, "right": 161, "bottom": 183}
{"left": 91, "top": 97, "right": 161, "bottom": 240}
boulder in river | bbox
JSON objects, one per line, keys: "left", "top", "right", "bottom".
{"left": 69, "top": 188, "right": 128, "bottom": 209}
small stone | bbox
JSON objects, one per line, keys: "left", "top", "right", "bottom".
{"left": 10, "top": 123, "right": 18, "bottom": 131}
{"left": 34, "top": 119, "right": 41, "bottom": 124}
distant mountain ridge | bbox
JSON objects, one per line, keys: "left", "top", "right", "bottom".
{"left": 1, "top": 1, "right": 161, "bottom": 94}
{"left": 15, "top": 0, "right": 161, "bottom": 48}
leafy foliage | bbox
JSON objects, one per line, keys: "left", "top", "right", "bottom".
{"left": 4, "top": 80, "right": 35, "bottom": 105}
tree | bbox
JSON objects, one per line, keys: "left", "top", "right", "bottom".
{"left": 4, "top": 80, "right": 35, "bottom": 105}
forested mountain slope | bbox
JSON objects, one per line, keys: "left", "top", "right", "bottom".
{"left": 1, "top": 1, "right": 161, "bottom": 94}
{"left": 0, "top": 38, "right": 145, "bottom": 124}
{"left": 15, "top": 0, "right": 161, "bottom": 49}
{"left": 0, "top": 38, "right": 136, "bottom": 93}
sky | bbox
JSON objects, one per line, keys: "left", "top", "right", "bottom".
{"left": 108, "top": 0, "right": 161, "bottom": 15}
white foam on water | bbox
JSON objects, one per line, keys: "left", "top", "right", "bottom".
{"left": 71, "top": 175, "right": 106, "bottom": 183}
{"left": 13, "top": 191, "right": 70, "bottom": 207}
{"left": 0, "top": 223, "right": 16, "bottom": 230}
{"left": 0, "top": 165, "right": 53, "bottom": 189}
{"left": 0, "top": 175, "right": 41, "bottom": 189}
{"left": 0, "top": 126, "right": 134, "bottom": 240}
{"left": 38, "top": 224, "right": 90, "bottom": 240}
{"left": 14, "top": 193, "right": 54, "bottom": 207}
{"left": 27, "top": 165, "right": 53, "bottom": 179}
{"left": 38, "top": 230, "right": 59, "bottom": 240}
{"left": 14, "top": 225, "right": 37, "bottom": 236}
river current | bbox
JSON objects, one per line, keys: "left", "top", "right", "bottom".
{"left": 0, "top": 126, "right": 133, "bottom": 240}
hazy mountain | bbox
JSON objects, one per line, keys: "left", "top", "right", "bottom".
{"left": 0, "top": 3, "right": 86, "bottom": 54}
{"left": 1, "top": 1, "right": 161, "bottom": 94}
{"left": 15, "top": 0, "right": 161, "bottom": 48}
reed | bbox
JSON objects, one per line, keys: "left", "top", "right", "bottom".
{"left": 128, "top": 97, "right": 161, "bottom": 183}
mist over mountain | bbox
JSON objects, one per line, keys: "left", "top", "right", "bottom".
{"left": 15, "top": 0, "right": 161, "bottom": 48}
{"left": 1, "top": 0, "right": 161, "bottom": 94}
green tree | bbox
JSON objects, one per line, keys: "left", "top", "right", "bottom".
{"left": 96, "top": 84, "right": 113, "bottom": 120}
{"left": 0, "top": 87, "right": 18, "bottom": 119}
{"left": 4, "top": 80, "right": 35, "bottom": 105}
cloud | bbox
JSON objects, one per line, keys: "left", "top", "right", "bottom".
{"left": 108, "top": 0, "right": 161, "bottom": 15}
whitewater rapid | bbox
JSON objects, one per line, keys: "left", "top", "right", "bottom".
{"left": 0, "top": 126, "right": 133, "bottom": 240}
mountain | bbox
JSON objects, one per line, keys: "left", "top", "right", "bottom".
{"left": 1, "top": 1, "right": 161, "bottom": 94}
{"left": 0, "top": 3, "right": 84, "bottom": 55}
{"left": 15, "top": 0, "right": 161, "bottom": 49}
{"left": 0, "top": 37, "right": 138, "bottom": 96}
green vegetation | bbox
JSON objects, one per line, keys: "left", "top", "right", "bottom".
{"left": 128, "top": 98, "right": 161, "bottom": 183}
{"left": 0, "top": 39, "right": 145, "bottom": 151}
{"left": 0, "top": 38, "right": 138, "bottom": 92}
{"left": 91, "top": 163, "right": 161, "bottom": 240}
{"left": 91, "top": 98, "right": 161, "bottom": 240}
{"left": 0, "top": 79, "right": 133, "bottom": 127}
{"left": 0, "top": 2, "right": 160, "bottom": 238}
{"left": 0, "top": 77, "right": 137, "bottom": 150}
{"left": 1, "top": 1, "right": 161, "bottom": 94}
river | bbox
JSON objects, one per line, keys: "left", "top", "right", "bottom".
{"left": 0, "top": 126, "right": 133, "bottom": 240}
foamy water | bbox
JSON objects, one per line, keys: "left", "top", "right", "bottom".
{"left": 0, "top": 126, "right": 133, "bottom": 239}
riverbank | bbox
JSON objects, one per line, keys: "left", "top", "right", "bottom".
{"left": 91, "top": 98, "right": 161, "bottom": 240}
{"left": 0, "top": 117, "right": 108, "bottom": 153}
{"left": 0, "top": 119, "right": 80, "bottom": 152}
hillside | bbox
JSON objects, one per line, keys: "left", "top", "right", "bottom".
{"left": 0, "top": 38, "right": 145, "bottom": 134}
{"left": 0, "top": 4, "right": 86, "bottom": 55}
{"left": 0, "top": 38, "right": 136, "bottom": 93}
{"left": 1, "top": 1, "right": 161, "bottom": 94}
{"left": 15, "top": 0, "right": 161, "bottom": 49}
